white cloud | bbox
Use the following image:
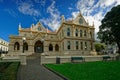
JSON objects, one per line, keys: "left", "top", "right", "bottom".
{"left": 4, "top": 9, "right": 17, "bottom": 17}
{"left": 18, "top": 2, "right": 40, "bottom": 16}
{"left": 76, "top": 0, "right": 95, "bottom": 16}
{"left": 40, "top": 1, "right": 60, "bottom": 31}
{"left": 34, "top": 0, "right": 46, "bottom": 6}
{"left": 72, "top": 11, "right": 79, "bottom": 19}
{"left": 68, "top": 7, "right": 73, "bottom": 10}
{"left": 96, "top": 0, "right": 120, "bottom": 8}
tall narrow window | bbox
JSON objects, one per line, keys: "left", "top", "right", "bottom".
{"left": 14, "top": 42, "right": 20, "bottom": 50}
{"left": 80, "top": 30, "right": 82, "bottom": 37}
{"left": 67, "top": 28, "right": 70, "bottom": 36}
{"left": 85, "top": 42, "right": 87, "bottom": 50}
{"left": 49, "top": 44, "right": 53, "bottom": 51}
{"left": 81, "top": 42, "right": 83, "bottom": 50}
{"left": 75, "top": 29, "right": 78, "bottom": 37}
{"left": 76, "top": 41, "right": 79, "bottom": 50}
{"left": 55, "top": 44, "right": 59, "bottom": 51}
{"left": 67, "top": 41, "right": 70, "bottom": 50}
{"left": 84, "top": 30, "right": 87, "bottom": 37}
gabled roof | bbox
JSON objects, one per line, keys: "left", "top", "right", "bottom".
{"left": 72, "top": 12, "right": 88, "bottom": 26}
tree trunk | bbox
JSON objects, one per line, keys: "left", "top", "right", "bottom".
{"left": 115, "top": 40, "right": 120, "bottom": 60}
{"left": 116, "top": 41, "right": 120, "bottom": 53}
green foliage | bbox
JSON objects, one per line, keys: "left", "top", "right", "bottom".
{"left": 0, "top": 62, "right": 20, "bottom": 80}
{"left": 0, "top": 62, "right": 12, "bottom": 72}
{"left": 95, "top": 43, "right": 105, "bottom": 52}
{"left": 97, "top": 5, "right": 120, "bottom": 51}
{"left": 45, "top": 61, "right": 120, "bottom": 80}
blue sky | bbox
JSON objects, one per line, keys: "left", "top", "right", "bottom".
{"left": 0, "top": 0, "right": 120, "bottom": 42}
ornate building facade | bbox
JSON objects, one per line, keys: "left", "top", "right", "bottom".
{"left": 8, "top": 13, "right": 95, "bottom": 56}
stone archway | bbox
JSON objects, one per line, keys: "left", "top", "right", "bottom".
{"left": 34, "top": 40, "right": 43, "bottom": 53}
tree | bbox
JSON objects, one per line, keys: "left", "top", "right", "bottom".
{"left": 97, "top": 5, "right": 120, "bottom": 53}
{"left": 95, "top": 43, "right": 105, "bottom": 52}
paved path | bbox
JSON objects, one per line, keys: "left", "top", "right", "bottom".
{"left": 17, "top": 57, "right": 63, "bottom": 80}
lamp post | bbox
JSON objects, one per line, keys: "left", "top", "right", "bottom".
{"left": 40, "top": 38, "right": 44, "bottom": 64}
{"left": 22, "top": 37, "right": 26, "bottom": 53}
{"left": 20, "top": 37, "right": 27, "bottom": 65}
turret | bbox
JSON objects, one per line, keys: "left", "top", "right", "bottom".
{"left": 30, "top": 24, "right": 34, "bottom": 30}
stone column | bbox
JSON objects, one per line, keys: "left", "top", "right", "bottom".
{"left": 72, "top": 25, "right": 75, "bottom": 37}
{"left": 71, "top": 40, "right": 75, "bottom": 50}
{"left": 20, "top": 53, "right": 27, "bottom": 65}
{"left": 53, "top": 44, "right": 55, "bottom": 52}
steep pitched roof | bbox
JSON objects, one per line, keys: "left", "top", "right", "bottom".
{"left": 72, "top": 12, "right": 88, "bottom": 26}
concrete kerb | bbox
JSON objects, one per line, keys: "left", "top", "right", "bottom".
{"left": 43, "top": 64, "right": 69, "bottom": 80}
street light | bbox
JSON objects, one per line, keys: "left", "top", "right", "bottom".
{"left": 39, "top": 38, "right": 44, "bottom": 64}
{"left": 22, "top": 37, "right": 26, "bottom": 53}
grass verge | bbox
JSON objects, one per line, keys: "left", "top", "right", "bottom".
{"left": 0, "top": 62, "right": 20, "bottom": 80}
{"left": 45, "top": 61, "right": 120, "bottom": 80}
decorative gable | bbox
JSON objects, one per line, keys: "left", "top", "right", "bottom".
{"left": 31, "top": 22, "right": 45, "bottom": 32}
{"left": 36, "top": 22, "right": 45, "bottom": 31}
{"left": 73, "top": 13, "right": 88, "bottom": 26}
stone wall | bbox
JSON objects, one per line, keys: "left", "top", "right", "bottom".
{"left": 41, "top": 54, "right": 104, "bottom": 64}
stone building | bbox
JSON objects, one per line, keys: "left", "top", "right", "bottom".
{"left": 8, "top": 13, "right": 95, "bottom": 56}
{"left": 0, "top": 38, "right": 9, "bottom": 54}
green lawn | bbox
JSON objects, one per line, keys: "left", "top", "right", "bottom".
{"left": 0, "top": 62, "right": 20, "bottom": 80}
{"left": 45, "top": 61, "right": 120, "bottom": 80}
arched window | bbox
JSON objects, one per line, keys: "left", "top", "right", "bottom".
{"left": 81, "top": 42, "right": 83, "bottom": 50}
{"left": 67, "top": 28, "right": 70, "bottom": 36}
{"left": 84, "top": 30, "right": 87, "bottom": 37}
{"left": 55, "top": 44, "right": 59, "bottom": 51}
{"left": 49, "top": 44, "right": 53, "bottom": 51}
{"left": 76, "top": 41, "right": 79, "bottom": 50}
{"left": 80, "top": 30, "right": 82, "bottom": 37}
{"left": 23, "top": 42, "right": 28, "bottom": 51}
{"left": 75, "top": 29, "right": 78, "bottom": 37}
{"left": 14, "top": 42, "right": 20, "bottom": 50}
{"left": 67, "top": 41, "right": 70, "bottom": 50}
{"left": 85, "top": 42, "right": 87, "bottom": 50}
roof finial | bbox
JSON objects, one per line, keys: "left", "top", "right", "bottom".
{"left": 61, "top": 15, "right": 65, "bottom": 23}
{"left": 87, "top": 19, "right": 89, "bottom": 25}
{"left": 18, "top": 23, "right": 21, "bottom": 30}
{"left": 92, "top": 21, "right": 94, "bottom": 27}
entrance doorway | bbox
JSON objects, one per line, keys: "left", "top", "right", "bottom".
{"left": 34, "top": 40, "right": 43, "bottom": 53}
